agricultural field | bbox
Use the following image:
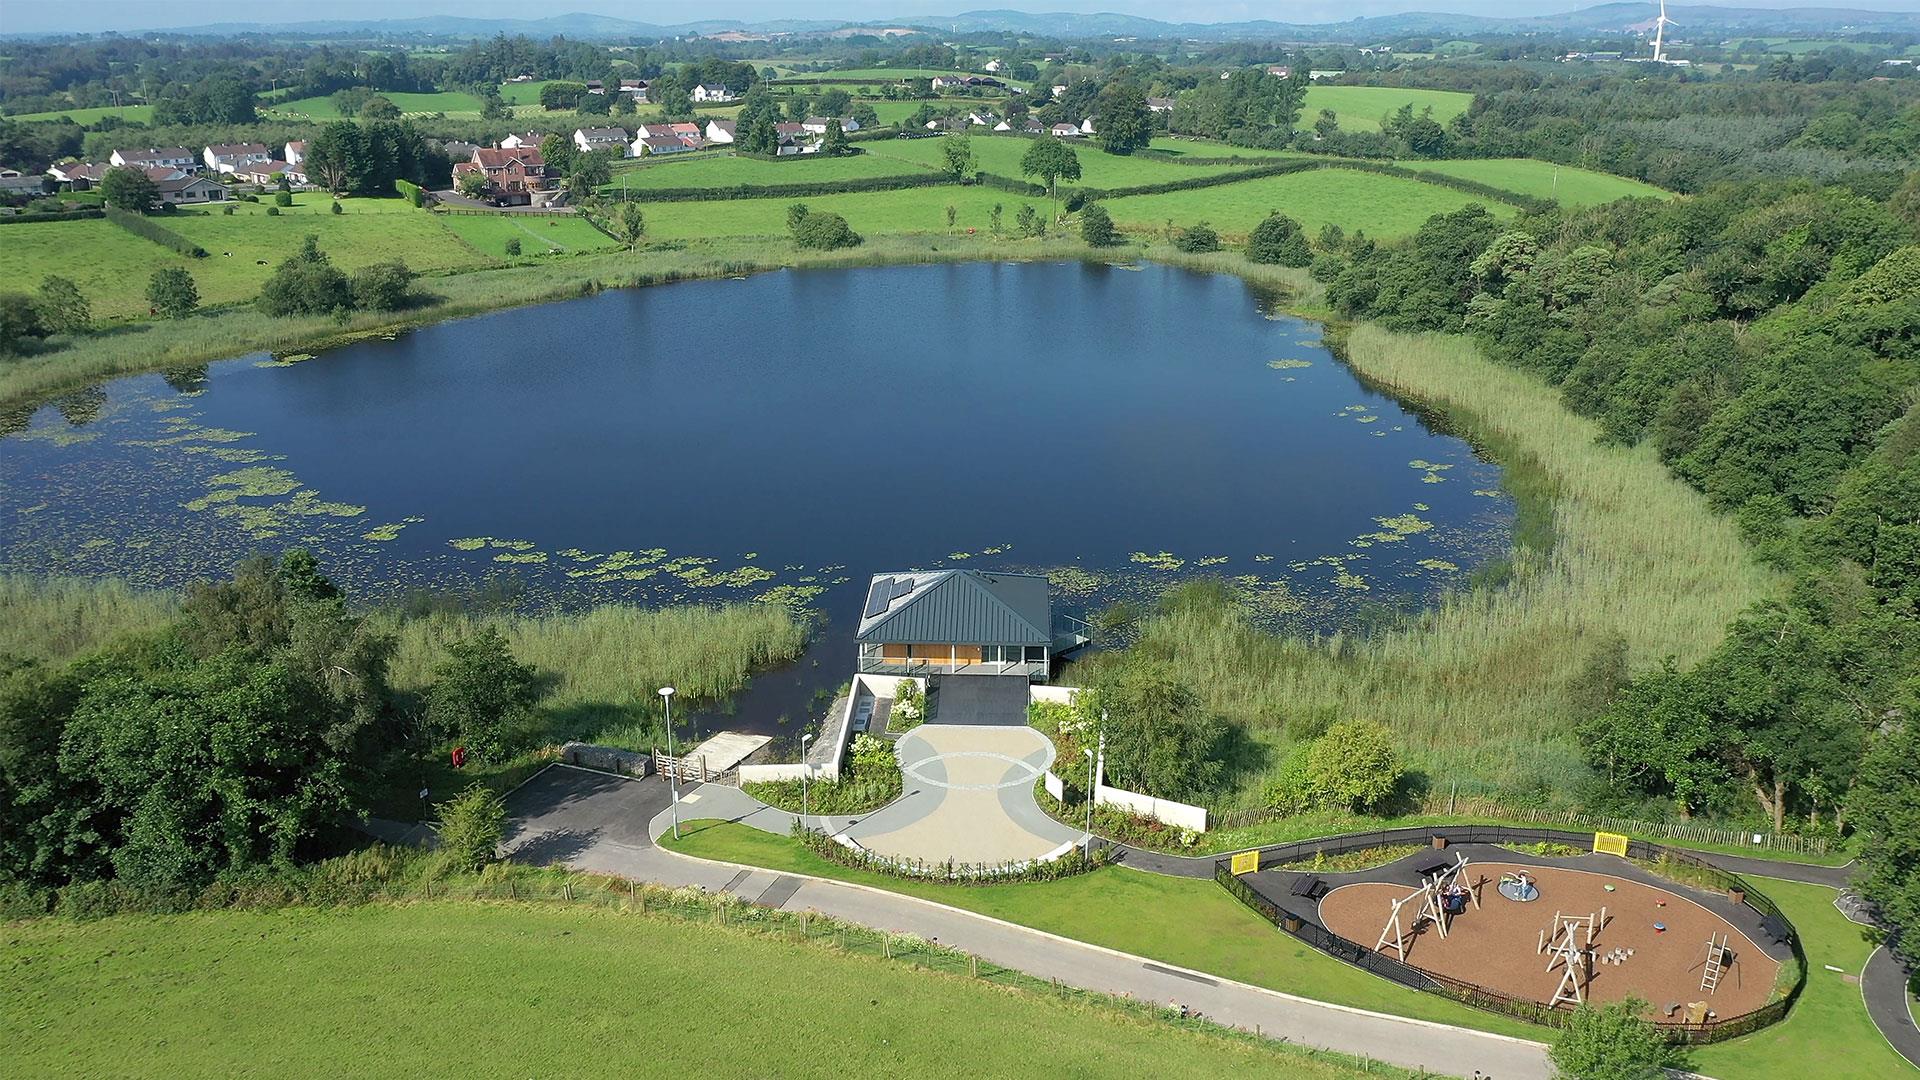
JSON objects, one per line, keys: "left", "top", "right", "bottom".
{"left": 497, "top": 80, "right": 553, "bottom": 104}
{"left": 0, "top": 902, "right": 1373, "bottom": 1079}
{"left": 627, "top": 185, "right": 1020, "bottom": 239}
{"left": 262, "top": 91, "right": 487, "bottom": 120}
{"left": 1404, "top": 158, "right": 1671, "bottom": 207}
{"left": 1302, "top": 85, "right": 1475, "bottom": 132}
{"left": 0, "top": 195, "right": 491, "bottom": 320}
{"left": 864, "top": 134, "right": 1265, "bottom": 187}
{"left": 434, "top": 212, "right": 622, "bottom": 258}
{"left": 602, "top": 151, "right": 928, "bottom": 193}
{"left": 808, "top": 67, "right": 998, "bottom": 82}
{"left": 0, "top": 218, "right": 204, "bottom": 321}
{"left": 1148, "top": 137, "right": 1308, "bottom": 159}
{"left": 1105, "top": 167, "right": 1514, "bottom": 239}
{"left": 3, "top": 103, "right": 153, "bottom": 125}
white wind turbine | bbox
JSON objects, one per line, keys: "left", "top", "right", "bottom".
{"left": 1652, "top": 0, "right": 1679, "bottom": 63}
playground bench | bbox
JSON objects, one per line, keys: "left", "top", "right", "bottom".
{"left": 1291, "top": 876, "right": 1330, "bottom": 901}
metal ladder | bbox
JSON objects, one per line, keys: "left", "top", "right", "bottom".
{"left": 1700, "top": 933, "right": 1727, "bottom": 993}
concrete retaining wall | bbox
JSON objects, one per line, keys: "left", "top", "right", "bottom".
{"left": 739, "top": 762, "right": 827, "bottom": 783}
{"left": 559, "top": 742, "right": 653, "bottom": 778}
{"left": 1096, "top": 783, "right": 1209, "bottom": 832}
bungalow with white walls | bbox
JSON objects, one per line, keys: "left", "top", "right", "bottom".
{"left": 110, "top": 147, "right": 196, "bottom": 172}
{"left": 703, "top": 118, "right": 736, "bottom": 144}
{"left": 1049, "top": 122, "right": 1081, "bottom": 137}
{"left": 203, "top": 142, "right": 271, "bottom": 174}
{"left": 284, "top": 140, "right": 306, "bottom": 165}
{"left": 692, "top": 83, "right": 736, "bottom": 103}
{"left": 573, "top": 127, "right": 631, "bottom": 156}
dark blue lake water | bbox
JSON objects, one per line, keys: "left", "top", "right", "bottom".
{"left": 0, "top": 261, "right": 1512, "bottom": 733}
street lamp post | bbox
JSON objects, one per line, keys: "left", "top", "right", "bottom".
{"left": 800, "top": 733, "right": 813, "bottom": 820}
{"left": 659, "top": 686, "right": 678, "bottom": 841}
{"left": 1083, "top": 746, "right": 1095, "bottom": 857}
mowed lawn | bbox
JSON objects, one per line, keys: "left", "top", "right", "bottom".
{"left": 661, "top": 821, "right": 1542, "bottom": 1039}
{"left": 1107, "top": 167, "right": 1513, "bottom": 238}
{"left": 603, "top": 150, "right": 928, "bottom": 192}
{"left": 497, "top": 80, "right": 553, "bottom": 105}
{"left": 264, "top": 90, "right": 487, "bottom": 119}
{"left": 0, "top": 903, "right": 1379, "bottom": 1079}
{"left": 665, "top": 823, "right": 1912, "bottom": 1080}
{"left": 1149, "top": 137, "right": 1309, "bottom": 160}
{"left": 865, "top": 134, "right": 1260, "bottom": 187}
{"left": 1303, "top": 86, "right": 1474, "bottom": 132}
{"left": 1405, "top": 159, "right": 1670, "bottom": 207}
{"left": 636, "top": 184, "right": 1020, "bottom": 239}
{"left": 0, "top": 195, "right": 490, "bottom": 319}
{"left": 435, "top": 212, "right": 622, "bottom": 257}
{"left": 4, "top": 103, "right": 154, "bottom": 125}
{"left": 1688, "top": 878, "right": 1919, "bottom": 1080}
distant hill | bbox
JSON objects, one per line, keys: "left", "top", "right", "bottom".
{"left": 15, "top": 5, "right": 1920, "bottom": 43}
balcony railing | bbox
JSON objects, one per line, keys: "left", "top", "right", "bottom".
{"left": 856, "top": 656, "right": 1046, "bottom": 679}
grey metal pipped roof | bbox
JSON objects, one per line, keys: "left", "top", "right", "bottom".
{"left": 856, "top": 570, "right": 1051, "bottom": 646}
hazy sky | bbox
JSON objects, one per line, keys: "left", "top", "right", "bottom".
{"left": 3, "top": 1, "right": 1914, "bottom": 37}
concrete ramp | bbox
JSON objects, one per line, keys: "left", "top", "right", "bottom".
{"left": 681, "top": 731, "right": 772, "bottom": 774}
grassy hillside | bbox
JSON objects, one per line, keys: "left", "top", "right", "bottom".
{"left": 0, "top": 195, "right": 491, "bottom": 320}
{"left": 4, "top": 104, "right": 154, "bottom": 125}
{"left": 1105, "top": 168, "right": 1513, "bottom": 239}
{"left": 1302, "top": 86, "right": 1475, "bottom": 133}
{"left": 866, "top": 134, "right": 1260, "bottom": 187}
{"left": 435, "top": 212, "right": 621, "bottom": 257}
{"left": 1404, "top": 159, "right": 1670, "bottom": 207}
{"left": 605, "top": 150, "right": 928, "bottom": 191}
{"left": 0, "top": 901, "right": 1389, "bottom": 1079}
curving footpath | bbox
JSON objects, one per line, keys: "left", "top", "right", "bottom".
{"left": 494, "top": 764, "right": 1920, "bottom": 1077}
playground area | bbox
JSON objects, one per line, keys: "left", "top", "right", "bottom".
{"left": 1317, "top": 859, "right": 1783, "bottom": 1024}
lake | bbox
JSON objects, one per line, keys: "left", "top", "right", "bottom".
{"left": 0, "top": 261, "right": 1513, "bottom": 736}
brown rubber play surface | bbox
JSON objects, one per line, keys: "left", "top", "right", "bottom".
{"left": 1318, "top": 862, "right": 1780, "bottom": 1020}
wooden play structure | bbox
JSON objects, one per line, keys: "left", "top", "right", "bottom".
{"left": 1538, "top": 909, "right": 1605, "bottom": 1007}
{"left": 1374, "top": 854, "right": 1482, "bottom": 958}
{"left": 1699, "top": 932, "right": 1730, "bottom": 994}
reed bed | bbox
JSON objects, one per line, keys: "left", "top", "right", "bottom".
{"left": 0, "top": 574, "right": 176, "bottom": 663}
{"left": 380, "top": 602, "right": 809, "bottom": 746}
{"left": 1099, "top": 327, "right": 1775, "bottom": 807}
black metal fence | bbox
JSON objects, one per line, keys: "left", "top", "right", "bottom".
{"left": 1213, "top": 823, "right": 1805, "bottom": 1044}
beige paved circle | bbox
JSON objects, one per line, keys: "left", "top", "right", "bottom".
{"left": 844, "top": 725, "right": 1081, "bottom": 865}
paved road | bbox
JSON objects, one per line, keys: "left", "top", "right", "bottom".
{"left": 1863, "top": 944, "right": 1920, "bottom": 1070}
{"left": 500, "top": 764, "right": 1552, "bottom": 1079}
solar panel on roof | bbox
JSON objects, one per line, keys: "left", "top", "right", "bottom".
{"left": 890, "top": 578, "right": 915, "bottom": 601}
{"left": 864, "top": 578, "right": 895, "bottom": 619}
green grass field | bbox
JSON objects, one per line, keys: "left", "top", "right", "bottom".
{"left": 497, "top": 80, "right": 552, "bottom": 105}
{"left": 1148, "top": 137, "right": 1308, "bottom": 159}
{"left": 864, "top": 134, "right": 1260, "bottom": 188}
{"left": 1105, "top": 168, "right": 1513, "bottom": 239}
{"left": 0, "top": 195, "right": 491, "bottom": 320}
{"left": 660, "top": 821, "right": 1544, "bottom": 1038}
{"left": 1302, "top": 86, "right": 1474, "bottom": 133}
{"left": 664, "top": 823, "right": 1910, "bottom": 1079}
{"left": 1403, "top": 159, "right": 1670, "bottom": 207}
{"left": 263, "top": 90, "right": 486, "bottom": 119}
{"left": 4, "top": 103, "right": 154, "bottom": 125}
{"left": 0, "top": 901, "right": 1387, "bottom": 1079}
{"left": 1690, "top": 878, "right": 1918, "bottom": 1079}
{"left": 434, "top": 212, "right": 622, "bottom": 257}
{"left": 603, "top": 150, "right": 929, "bottom": 192}
{"left": 813, "top": 67, "right": 999, "bottom": 81}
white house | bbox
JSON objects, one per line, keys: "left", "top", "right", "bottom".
{"left": 801, "top": 116, "right": 859, "bottom": 135}
{"left": 703, "top": 118, "right": 737, "bottom": 145}
{"left": 637, "top": 135, "right": 694, "bottom": 156}
{"left": 284, "top": 140, "right": 306, "bottom": 165}
{"left": 1309, "top": 70, "right": 1345, "bottom": 80}
{"left": 1146, "top": 96, "right": 1175, "bottom": 113}
{"left": 1079, "top": 116, "right": 1096, "bottom": 135}
{"left": 984, "top": 59, "right": 1004, "bottom": 73}
{"left": 499, "top": 131, "right": 546, "bottom": 150}
{"left": 203, "top": 142, "right": 271, "bottom": 174}
{"left": 1049, "top": 122, "right": 1081, "bottom": 138}
{"left": 1267, "top": 65, "right": 1293, "bottom": 78}
{"left": 573, "top": 127, "right": 631, "bottom": 156}
{"left": 691, "top": 83, "right": 735, "bottom": 103}
{"left": 965, "top": 110, "right": 1000, "bottom": 127}
{"left": 109, "top": 147, "right": 196, "bottom": 172}
{"left": 1051, "top": 84, "right": 1068, "bottom": 97}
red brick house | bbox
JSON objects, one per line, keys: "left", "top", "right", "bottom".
{"left": 453, "top": 146, "right": 550, "bottom": 203}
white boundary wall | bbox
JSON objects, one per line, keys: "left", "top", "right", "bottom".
{"left": 1095, "top": 783, "right": 1209, "bottom": 832}
{"left": 739, "top": 762, "right": 827, "bottom": 783}
{"left": 1029, "top": 684, "right": 1078, "bottom": 705}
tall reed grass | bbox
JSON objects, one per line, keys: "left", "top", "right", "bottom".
{"left": 0, "top": 574, "right": 176, "bottom": 663}
{"left": 1083, "top": 327, "right": 1775, "bottom": 809}
{"left": 380, "top": 602, "right": 809, "bottom": 747}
